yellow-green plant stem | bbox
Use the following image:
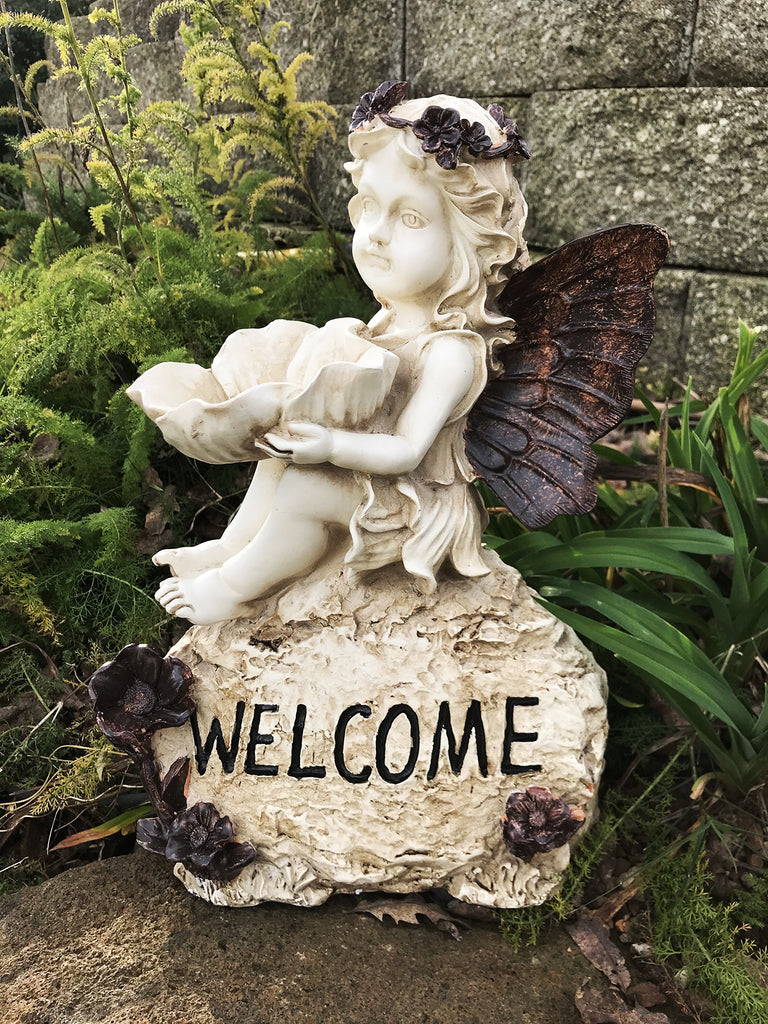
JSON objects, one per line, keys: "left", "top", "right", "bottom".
{"left": 0, "top": 0, "right": 62, "bottom": 255}
{"left": 58, "top": 0, "right": 164, "bottom": 284}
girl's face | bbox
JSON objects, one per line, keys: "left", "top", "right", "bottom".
{"left": 351, "top": 140, "right": 454, "bottom": 307}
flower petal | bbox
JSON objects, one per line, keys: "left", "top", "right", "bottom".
{"left": 88, "top": 661, "right": 133, "bottom": 710}
{"left": 207, "top": 841, "right": 256, "bottom": 881}
{"left": 148, "top": 706, "right": 192, "bottom": 731}
{"left": 136, "top": 817, "right": 168, "bottom": 856}
{"left": 160, "top": 757, "right": 190, "bottom": 813}
{"left": 96, "top": 709, "right": 149, "bottom": 750}
{"left": 155, "top": 657, "right": 193, "bottom": 707}
{"left": 165, "top": 826, "right": 193, "bottom": 864}
{"left": 436, "top": 149, "right": 458, "bottom": 170}
{"left": 121, "top": 644, "right": 163, "bottom": 687}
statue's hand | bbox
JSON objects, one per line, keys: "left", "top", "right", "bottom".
{"left": 265, "top": 421, "right": 333, "bottom": 465}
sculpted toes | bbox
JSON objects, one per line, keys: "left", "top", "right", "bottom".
{"left": 155, "top": 577, "right": 179, "bottom": 597}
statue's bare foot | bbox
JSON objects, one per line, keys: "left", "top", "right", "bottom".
{"left": 153, "top": 539, "right": 237, "bottom": 578}
{"left": 155, "top": 570, "right": 250, "bottom": 625}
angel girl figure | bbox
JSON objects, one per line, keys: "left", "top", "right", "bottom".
{"left": 127, "top": 84, "right": 530, "bottom": 625}
{"left": 128, "top": 81, "right": 667, "bottom": 626}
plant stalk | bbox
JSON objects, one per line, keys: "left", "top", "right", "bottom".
{"left": 0, "top": 0, "right": 62, "bottom": 256}
{"left": 58, "top": 0, "right": 164, "bottom": 284}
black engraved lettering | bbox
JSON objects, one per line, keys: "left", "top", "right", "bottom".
{"left": 334, "top": 704, "right": 373, "bottom": 783}
{"left": 190, "top": 701, "right": 246, "bottom": 775}
{"left": 427, "top": 699, "right": 488, "bottom": 780}
{"left": 287, "top": 704, "right": 326, "bottom": 779}
{"left": 376, "top": 703, "right": 420, "bottom": 784}
{"left": 501, "top": 696, "right": 542, "bottom": 775}
{"left": 244, "top": 703, "right": 279, "bottom": 776}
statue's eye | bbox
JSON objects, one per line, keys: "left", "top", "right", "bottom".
{"left": 361, "top": 197, "right": 377, "bottom": 217}
{"left": 402, "top": 212, "right": 426, "bottom": 229}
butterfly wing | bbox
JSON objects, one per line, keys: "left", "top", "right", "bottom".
{"left": 466, "top": 223, "right": 670, "bottom": 528}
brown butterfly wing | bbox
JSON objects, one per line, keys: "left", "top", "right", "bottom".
{"left": 466, "top": 223, "right": 670, "bottom": 528}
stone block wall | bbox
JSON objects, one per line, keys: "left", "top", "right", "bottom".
{"left": 37, "top": 0, "right": 768, "bottom": 403}
{"left": 279, "top": 0, "right": 768, "bottom": 404}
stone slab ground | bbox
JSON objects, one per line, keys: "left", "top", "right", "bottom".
{"left": 0, "top": 852, "right": 617, "bottom": 1024}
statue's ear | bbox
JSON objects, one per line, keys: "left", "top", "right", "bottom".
{"left": 466, "top": 223, "right": 670, "bottom": 528}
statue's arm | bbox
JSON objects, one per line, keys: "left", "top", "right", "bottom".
{"left": 267, "top": 334, "right": 475, "bottom": 475}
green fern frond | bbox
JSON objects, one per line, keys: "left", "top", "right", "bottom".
{"left": 89, "top": 203, "right": 117, "bottom": 237}
{"left": 23, "top": 58, "right": 54, "bottom": 97}
{"left": 88, "top": 6, "right": 120, "bottom": 27}
{"left": 149, "top": 0, "right": 196, "bottom": 37}
{"left": 0, "top": 11, "right": 61, "bottom": 37}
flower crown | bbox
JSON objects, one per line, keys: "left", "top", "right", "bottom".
{"left": 350, "top": 80, "right": 530, "bottom": 171}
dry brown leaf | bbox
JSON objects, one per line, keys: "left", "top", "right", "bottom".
{"left": 627, "top": 982, "right": 667, "bottom": 1009}
{"left": 28, "top": 433, "right": 59, "bottom": 461}
{"left": 352, "top": 896, "right": 467, "bottom": 940}
{"left": 567, "top": 912, "right": 632, "bottom": 992}
{"left": 144, "top": 503, "right": 170, "bottom": 536}
{"left": 136, "top": 485, "right": 180, "bottom": 553}
{"left": 143, "top": 466, "right": 163, "bottom": 490}
{"left": 575, "top": 980, "right": 671, "bottom": 1024}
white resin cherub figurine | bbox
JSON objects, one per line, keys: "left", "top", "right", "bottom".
{"left": 128, "top": 84, "right": 529, "bottom": 625}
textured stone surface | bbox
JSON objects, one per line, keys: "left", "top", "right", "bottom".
{"left": 38, "top": 29, "right": 189, "bottom": 127}
{"left": 267, "top": 0, "right": 404, "bottom": 104}
{"left": 0, "top": 854, "right": 605, "bottom": 1024}
{"left": 522, "top": 88, "right": 768, "bottom": 274}
{"left": 153, "top": 555, "right": 606, "bottom": 909}
{"left": 690, "top": 0, "right": 768, "bottom": 86}
{"left": 406, "top": 0, "right": 695, "bottom": 95}
{"left": 684, "top": 273, "right": 768, "bottom": 408}
{"left": 90, "top": 0, "right": 182, "bottom": 41}
{"left": 637, "top": 267, "right": 692, "bottom": 396}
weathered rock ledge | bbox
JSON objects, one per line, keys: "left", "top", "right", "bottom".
{"left": 0, "top": 853, "right": 602, "bottom": 1024}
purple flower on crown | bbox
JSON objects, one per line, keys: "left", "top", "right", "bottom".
{"left": 487, "top": 103, "right": 530, "bottom": 160}
{"left": 412, "top": 106, "right": 463, "bottom": 169}
{"left": 459, "top": 118, "right": 493, "bottom": 157}
{"left": 350, "top": 79, "right": 408, "bottom": 131}
{"left": 349, "top": 81, "right": 531, "bottom": 166}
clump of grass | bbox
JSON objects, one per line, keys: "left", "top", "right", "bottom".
{"left": 651, "top": 847, "right": 768, "bottom": 1023}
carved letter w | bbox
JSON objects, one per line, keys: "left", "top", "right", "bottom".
{"left": 190, "top": 701, "right": 246, "bottom": 775}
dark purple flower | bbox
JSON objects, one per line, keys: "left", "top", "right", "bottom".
{"left": 88, "top": 644, "right": 194, "bottom": 751}
{"left": 486, "top": 103, "right": 530, "bottom": 161}
{"left": 501, "top": 786, "right": 586, "bottom": 862}
{"left": 136, "top": 814, "right": 170, "bottom": 856}
{"left": 135, "top": 757, "right": 191, "bottom": 852}
{"left": 350, "top": 79, "right": 408, "bottom": 131}
{"left": 412, "top": 105, "right": 463, "bottom": 168}
{"left": 460, "top": 118, "right": 492, "bottom": 156}
{"left": 164, "top": 801, "right": 256, "bottom": 882}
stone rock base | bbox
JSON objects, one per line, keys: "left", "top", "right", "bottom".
{"left": 153, "top": 553, "right": 607, "bottom": 908}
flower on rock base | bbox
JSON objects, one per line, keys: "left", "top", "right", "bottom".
{"left": 501, "top": 786, "right": 586, "bottom": 862}
{"left": 88, "top": 643, "right": 194, "bottom": 752}
{"left": 138, "top": 797, "right": 255, "bottom": 884}
{"left": 166, "top": 802, "right": 256, "bottom": 882}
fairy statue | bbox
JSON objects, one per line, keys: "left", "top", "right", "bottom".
{"left": 128, "top": 81, "right": 669, "bottom": 627}
{"left": 111, "top": 82, "right": 670, "bottom": 909}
